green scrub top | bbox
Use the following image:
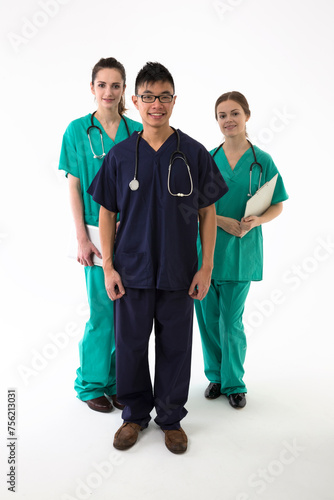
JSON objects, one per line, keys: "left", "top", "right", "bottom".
{"left": 197, "top": 145, "right": 289, "bottom": 281}
{"left": 58, "top": 113, "right": 143, "bottom": 226}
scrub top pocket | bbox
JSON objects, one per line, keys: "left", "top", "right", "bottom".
{"left": 114, "top": 251, "right": 153, "bottom": 288}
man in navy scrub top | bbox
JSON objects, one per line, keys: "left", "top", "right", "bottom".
{"left": 88, "top": 62, "right": 228, "bottom": 454}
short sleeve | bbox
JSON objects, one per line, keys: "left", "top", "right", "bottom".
{"left": 197, "top": 148, "right": 229, "bottom": 209}
{"left": 87, "top": 153, "right": 118, "bottom": 213}
{"left": 58, "top": 123, "right": 79, "bottom": 178}
{"left": 263, "top": 154, "right": 289, "bottom": 205}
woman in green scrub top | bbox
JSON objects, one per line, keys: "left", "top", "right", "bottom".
{"left": 195, "top": 91, "right": 288, "bottom": 409}
{"left": 59, "top": 57, "right": 142, "bottom": 412}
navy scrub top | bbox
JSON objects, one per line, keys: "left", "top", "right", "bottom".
{"left": 88, "top": 129, "right": 228, "bottom": 290}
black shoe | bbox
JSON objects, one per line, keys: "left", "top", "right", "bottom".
{"left": 204, "top": 383, "right": 221, "bottom": 399}
{"left": 227, "top": 393, "right": 246, "bottom": 409}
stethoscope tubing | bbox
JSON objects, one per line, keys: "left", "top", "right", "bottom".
{"left": 87, "top": 111, "right": 130, "bottom": 159}
{"left": 130, "top": 127, "right": 193, "bottom": 197}
{"left": 212, "top": 139, "right": 263, "bottom": 197}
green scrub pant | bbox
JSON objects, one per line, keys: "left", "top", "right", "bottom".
{"left": 195, "top": 280, "right": 251, "bottom": 396}
{"left": 74, "top": 265, "right": 116, "bottom": 401}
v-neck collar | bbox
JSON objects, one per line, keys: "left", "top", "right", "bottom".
{"left": 92, "top": 113, "right": 126, "bottom": 145}
{"left": 139, "top": 128, "right": 177, "bottom": 155}
{"left": 221, "top": 144, "right": 253, "bottom": 174}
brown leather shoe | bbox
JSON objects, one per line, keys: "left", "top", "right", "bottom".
{"left": 113, "top": 422, "right": 143, "bottom": 450}
{"left": 110, "top": 395, "right": 125, "bottom": 410}
{"left": 85, "top": 396, "right": 113, "bottom": 413}
{"left": 163, "top": 428, "right": 188, "bottom": 454}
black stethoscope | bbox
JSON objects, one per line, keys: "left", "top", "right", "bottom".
{"left": 213, "top": 139, "right": 263, "bottom": 197}
{"left": 87, "top": 111, "right": 131, "bottom": 159}
{"left": 129, "top": 127, "right": 193, "bottom": 197}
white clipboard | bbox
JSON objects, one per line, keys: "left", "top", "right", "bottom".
{"left": 67, "top": 224, "right": 103, "bottom": 267}
{"left": 244, "top": 174, "right": 278, "bottom": 218}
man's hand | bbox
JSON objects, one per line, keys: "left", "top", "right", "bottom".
{"left": 188, "top": 267, "right": 212, "bottom": 301}
{"left": 104, "top": 268, "right": 125, "bottom": 301}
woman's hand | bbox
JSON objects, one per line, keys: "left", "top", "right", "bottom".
{"left": 77, "top": 238, "right": 102, "bottom": 266}
{"left": 217, "top": 215, "right": 248, "bottom": 238}
{"left": 240, "top": 215, "right": 261, "bottom": 235}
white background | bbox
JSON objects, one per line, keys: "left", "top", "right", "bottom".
{"left": 0, "top": 0, "right": 333, "bottom": 499}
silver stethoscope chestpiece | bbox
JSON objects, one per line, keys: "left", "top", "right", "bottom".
{"left": 129, "top": 179, "right": 139, "bottom": 191}
{"left": 130, "top": 128, "right": 193, "bottom": 197}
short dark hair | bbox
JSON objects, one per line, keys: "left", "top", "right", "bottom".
{"left": 135, "top": 62, "right": 175, "bottom": 94}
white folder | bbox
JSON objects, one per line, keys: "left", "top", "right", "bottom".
{"left": 67, "top": 224, "right": 103, "bottom": 267}
{"left": 244, "top": 174, "right": 278, "bottom": 218}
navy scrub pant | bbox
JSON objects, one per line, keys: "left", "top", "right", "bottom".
{"left": 114, "top": 288, "right": 194, "bottom": 430}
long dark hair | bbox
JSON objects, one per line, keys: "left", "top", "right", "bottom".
{"left": 91, "top": 57, "right": 127, "bottom": 115}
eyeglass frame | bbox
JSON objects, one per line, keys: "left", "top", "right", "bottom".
{"left": 136, "top": 94, "right": 175, "bottom": 103}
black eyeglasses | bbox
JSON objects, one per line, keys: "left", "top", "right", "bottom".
{"left": 136, "top": 94, "right": 174, "bottom": 103}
